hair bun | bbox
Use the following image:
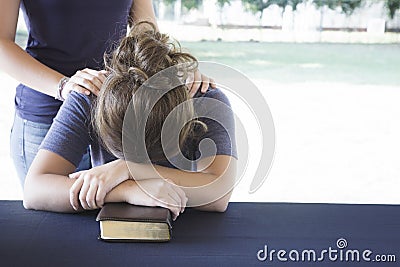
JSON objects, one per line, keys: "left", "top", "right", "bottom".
{"left": 127, "top": 67, "right": 148, "bottom": 86}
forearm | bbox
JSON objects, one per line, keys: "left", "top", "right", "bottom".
{"left": 130, "top": 0, "right": 158, "bottom": 28}
{"left": 127, "top": 162, "right": 217, "bottom": 187}
{"left": 23, "top": 173, "right": 130, "bottom": 213}
{"left": 23, "top": 173, "right": 79, "bottom": 213}
{"left": 0, "top": 39, "right": 63, "bottom": 97}
{"left": 126, "top": 158, "right": 236, "bottom": 210}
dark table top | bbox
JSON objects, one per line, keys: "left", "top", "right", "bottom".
{"left": 0, "top": 201, "right": 399, "bottom": 267}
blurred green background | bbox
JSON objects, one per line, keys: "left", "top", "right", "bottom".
{"left": 185, "top": 41, "right": 400, "bottom": 85}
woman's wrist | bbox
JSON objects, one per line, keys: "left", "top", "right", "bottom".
{"left": 122, "top": 160, "right": 136, "bottom": 180}
{"left": 114, "top": 159, "right": 133, "bottom": 181}
{"left": 103, "top": 180, "right": 136, "bottom": 204}
{"left": 55, "top": 76, "right": 70, "bottom": 101}
{"left": 121, "top": 180, "right": 137, "bottom": 204}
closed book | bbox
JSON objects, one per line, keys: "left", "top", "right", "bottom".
{"left": 96, "top": 203, "right": 172, "bottom": 242}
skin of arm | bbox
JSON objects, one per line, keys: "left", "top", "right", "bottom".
{"left": 0, "top": 0, "right": 63, "bottom": 97}
{"left": 0, "top": 0, "right": 108, "bottom": 97}
{"left": 24, "top": 150, "right": 187, "bottom": 219}
{"left": 68, "top": 155, "right": 236, "bottom": 213}
{"left": 129, "top": 0, "right": 158, "bottom": 27}
{"left": 0, "top": 0, "right": 210, "bottom": 98}
{"left": 23, "top": 150, "right": 130, "bottom": 213}
{"left": 126, "top": 155, "right": 237, "bottom": 212}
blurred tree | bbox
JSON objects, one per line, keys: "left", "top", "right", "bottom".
{"left": 313, "top": 0, "right": 363, "bottom": 15}
{"left": 340, "top": 0, "right": 363, "bottom": 15}
{"left": 241, "top": 0, "right": 304, "bottom": 19}
{"left": 163, "top": 0, "right": 202, "bottom": 11}
{"left": 274, "top": 0, "right": 304, "bottom": 13}
{"left": 216, "top": 0, "right": 231, "bottom": 8}
{"left": 386, "top": 0, "right": 400, "bottom": 19}
{"left": 241, "top": 0, "right": 277, "bottom": 19}
{"left": 313, "top": 0, "right": 338, "bottom": 10}
{"left": 182, "top": 0, "right": 202, "bottom": 10}
{"left": 216, "top": 0, "right": 231, "bottom": 25}
{"left": 270, "top": 0, "right": 304, "bottom": 30}
{"left": 163, "top": 0, "right": 176, "bottom": 6}
{"left": 313, "top": 0, "right": 363, "bottom": 31}
{"left": 273, "top": 0, "right": 289, "bottom": 13}
{"left": 289, "top": 0, "right": 304, "bottom": 11}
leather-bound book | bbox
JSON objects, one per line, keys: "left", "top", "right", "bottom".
{"left": 96, "top": 203, "right": 172, "bottom": 242}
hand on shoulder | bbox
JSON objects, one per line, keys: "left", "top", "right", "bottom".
{"left": 62, "top": 68, "right": 108, "bottom": 99}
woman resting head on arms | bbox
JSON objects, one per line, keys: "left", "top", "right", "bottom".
{"left": 24, "top": 22, "right": 237, "bottom": 220}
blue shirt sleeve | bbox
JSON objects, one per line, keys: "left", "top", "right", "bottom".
{"left": 194, "top": 89, "right": 238, "bottom": 159}
{"left": 39, "top": 92, "right": 93, "bottom": 167}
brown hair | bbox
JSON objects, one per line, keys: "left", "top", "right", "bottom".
{"left": 93, "top": 21, "right": 200, "bottom": 162}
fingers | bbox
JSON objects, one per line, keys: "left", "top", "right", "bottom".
{"left": 95, "top": 183, "right": 106, "bottom": 208}
{"left": 128, "top": 179, "right": 188, "bottom": 220}
{"left": 68, "top": 160, "right": 127, "bottom": 211}
{"left": 209, "top": 77, "right": 217, "bottom": 89}
{"left": 200, "top": 74, "right": 209, "bottom": 93}
{"left": 189, "top": 70, "right": 202, "bottom": 97}
{"left": 166, "top": 179, "right": 187, "bottom": 213}
{"left": 186, "top": 70, "right": 217, "bottom": 97}
{"left": 165, "top": 190, "right": 181, "bottom": 214}
{"left": 85, "top": 181, "right": 99, "bottom": 209}
{"left": 70, "top": 177, "right": 84, "bottom": 210}
{"left": 70, "top": 174, "right": 100, "bottom": 210}
{"left": 83, "top": 68, "right": 107, "bottom": 83}
{"left": 65, "top": 83, "right": 90, "bottom": 98}
{"left": 65, "top": 68, "right": 107, "bottom": 98}
{"left": 69, "top": 71, "right": 101, "bottom": 96}
{"left": 78, "top": 178, "right": 91, "bottom": 210}
{"left": 185, "top": 72, "right": 194, "bottom": 95}
{"left": 158, "top": 181, "right": 187, "bottom": 220}
{"left": 199, "top": 74, "right": 216, "bottom": 92}
{"left": 157, "top": 194, "right": 181, "bottom": 221}
{"left": 68, "top": 171, "right": 82, "bottom": 179}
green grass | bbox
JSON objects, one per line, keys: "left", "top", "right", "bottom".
{"left": 183, "top": 41, "right": 400, "bottom": 86}
{"left": 16, "top": 30, "right": 400, "bottom": 86}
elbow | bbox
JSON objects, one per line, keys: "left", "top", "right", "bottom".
{"left": 23, "top": 186, "right": 35, "bottom": 210}
{"left": 213, "top": 185, "right": 234, "bottom": 212}
{"left": 23, "top": 197, "right": 33, "bottom": 210}
{"left": 199, "top": 201, "right": 229, "bottom": 213}
{"left": 209, "top": 186, "right": 233, "bottom": 213}
{"left": 212, "top": 202, "right": 229, "bottom": 213}
{"left": 23, "top": 190, "right": 36, "bottom": 210}
{"left": 211, "top": 198, "right": 230, "bottom": 213}
{"left": 23, "top": 188, "right": 45, "bottom": 211}
{"left": 23, "top": 174, "right": 39, "bottom": 210}
{"left": 197, "top": 196, "right": 230, "bottom": 213}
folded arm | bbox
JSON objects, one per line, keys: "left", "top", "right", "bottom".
{"left": 127, "top": 155, "right": 237, "bottom": 212}
{"left": 23, "top": 150, "right": 187, "bottom": 220}
{"left": 65, "top": 154, "right": 236, "bottom": 213}
{"left": 23, "top": 150, "right": 129, "bottom": 213}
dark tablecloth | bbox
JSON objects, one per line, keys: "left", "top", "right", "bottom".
{"left": 0, "top": 201, "right": 399, "bottom": 267}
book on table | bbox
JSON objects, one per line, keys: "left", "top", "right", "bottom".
{"left": 96, "top": 202, "right": 172, "bottom": 242}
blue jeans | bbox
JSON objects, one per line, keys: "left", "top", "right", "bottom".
{"left": 10, "top": 113, "right": 91, "bottom": 188}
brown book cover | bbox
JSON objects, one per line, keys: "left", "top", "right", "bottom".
{"left": 96, "top": 203, "right": 172, "bottom": 242}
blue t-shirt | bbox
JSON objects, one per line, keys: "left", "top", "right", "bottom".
{"left": 16, "top": 0, "right": 132, "bottom": 124}
{"left": 40, "top": 89, "right": 237, "bottom": 170}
